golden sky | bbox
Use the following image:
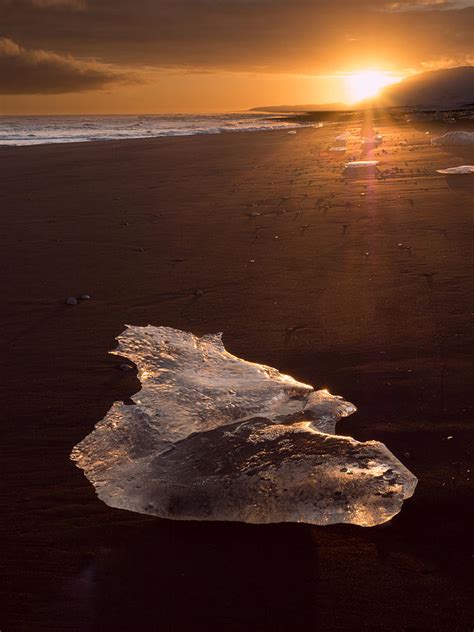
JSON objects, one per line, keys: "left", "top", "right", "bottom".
{"left": 0, "top": 0, "right": 473, "bottom": 113}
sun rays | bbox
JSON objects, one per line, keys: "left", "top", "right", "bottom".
{"left": 345, "top": 70, "right": 403, "bottom": 103}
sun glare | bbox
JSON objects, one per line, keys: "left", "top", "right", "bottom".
{"left": 346, "top": 70, "right": 401, "bottom": 103}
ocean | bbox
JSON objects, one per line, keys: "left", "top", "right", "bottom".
{"left": 0, "top": 113, "right": 307, "bottom": 146}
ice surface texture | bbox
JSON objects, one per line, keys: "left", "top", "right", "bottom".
{"left": 72, "top": 326, "right": 417, "bottom": 526}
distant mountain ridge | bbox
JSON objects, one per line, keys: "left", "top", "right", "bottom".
{"left": 251, "top": 67, "right": 474, "bottom": 114}
{"left": 250, "top": 103, "right": 348, "bottom": 113}
{"left": 371, "top": 66, "right": 474, "bottom": 109}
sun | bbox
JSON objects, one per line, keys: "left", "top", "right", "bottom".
{"left": 345, "top": 70, "right": 401, "bottom": 103}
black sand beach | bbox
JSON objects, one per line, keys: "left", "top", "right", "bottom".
{"left": 1, "top": 121, "right": 473, "bottom": 630}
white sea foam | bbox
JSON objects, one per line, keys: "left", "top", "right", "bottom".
{"left": 0, "top": 114, "right": 311, "bottom": 146}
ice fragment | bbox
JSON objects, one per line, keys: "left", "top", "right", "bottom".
{"left": 71, "top": 326, "right": 417, "bottom": 526}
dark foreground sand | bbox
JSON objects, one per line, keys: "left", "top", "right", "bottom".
{"left": 1, "top": 120, "right": 473, "bottom": 631}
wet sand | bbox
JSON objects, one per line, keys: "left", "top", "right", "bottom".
{"left": 1, "top": 121, "right": 473, "bottom": 630}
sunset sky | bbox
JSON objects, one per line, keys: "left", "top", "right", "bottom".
{"left": 0, "top": 0, "right": 473, "bottom": 114}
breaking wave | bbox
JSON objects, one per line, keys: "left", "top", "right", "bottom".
{"left": 0, "top": 113, "right": 309, "bottom": 146}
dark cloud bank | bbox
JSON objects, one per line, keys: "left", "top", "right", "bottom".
{"left": 0, "top": 37, "right": 127, "bottom": 94}
{"left": 0, "top": 0, "right": 473, "bottom": 94}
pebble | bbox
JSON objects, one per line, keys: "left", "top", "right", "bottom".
{"left": 65, "top": 297, "right": 78, "bottom": 305}
{"left": 79, "top": 294, "right": 92, "bottom": 300}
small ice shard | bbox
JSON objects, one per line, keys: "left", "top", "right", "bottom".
{"left": 436, "top": 165, "right": 474, "bottom": 175}
{"left": 431, "top": 131, "right": 474, "bottom": 146}
{"left": 361, "top": 137, "right": 379, "bottom": 146}
{"left": 332, "top": 133, "right": 349, "bottom": 150}
{"left": 71, "top": 326, "right": 417, "bottom": 527}
{"left": 344, "top": 160, "right": 380, "bottom": 174}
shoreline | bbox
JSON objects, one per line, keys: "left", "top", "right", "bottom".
{"left": 0, "top": 125, "right": 311, "bottom": 150}
{"left": 0, "top": 113, "right": 316, "bottom": 149}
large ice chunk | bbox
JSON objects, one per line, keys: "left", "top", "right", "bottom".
{"left": 345, "top": 160, "right": 379, "bottom": 169}
{"left": 436, "top": 165, "right": 474, "bottom": 175}
{"left": 431, "top": 131, "right": 474, "bottom": 146}
{"left": 71, "top": 326, "right": 417, "bottom": 526}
